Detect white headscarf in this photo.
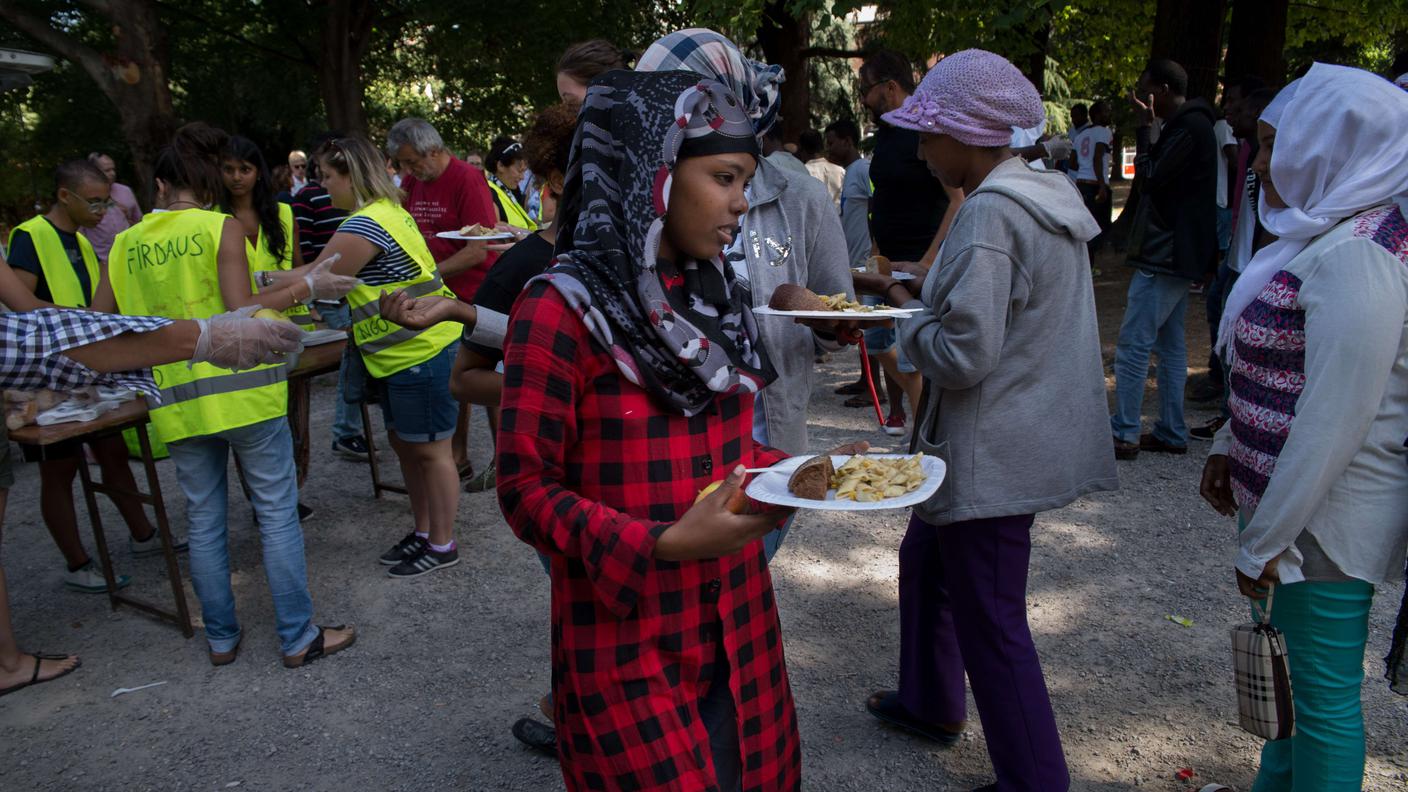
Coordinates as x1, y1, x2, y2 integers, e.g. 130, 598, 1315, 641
1216, 64, 1408, 354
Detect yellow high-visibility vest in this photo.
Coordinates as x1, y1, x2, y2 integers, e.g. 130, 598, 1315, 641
108, 209, 287, 443
342, 199, 461, 378
487, 178, 536, 232
237, 203, 313, 329
8, 216, 98, 307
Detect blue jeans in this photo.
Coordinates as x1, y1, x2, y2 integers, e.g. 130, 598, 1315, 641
1111, 270, 1190, 445
167, 417, 319, 656
320, 303, 365, 442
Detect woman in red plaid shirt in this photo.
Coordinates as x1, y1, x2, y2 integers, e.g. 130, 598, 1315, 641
497, 70, 804, 790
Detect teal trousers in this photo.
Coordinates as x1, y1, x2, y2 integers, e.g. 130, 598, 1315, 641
1251, 578, 1374, 792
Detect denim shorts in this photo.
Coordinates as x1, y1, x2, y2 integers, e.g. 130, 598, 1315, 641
378, 343, 458, 443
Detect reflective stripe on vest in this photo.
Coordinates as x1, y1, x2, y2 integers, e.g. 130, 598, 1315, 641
9, 216, 99, 307
242, 203, 313, 328
343, 199, 461, 378
158, 365, 287, 406
109, 209, 288, 443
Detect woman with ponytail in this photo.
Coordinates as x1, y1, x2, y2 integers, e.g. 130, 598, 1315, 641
104, 122, 358, 669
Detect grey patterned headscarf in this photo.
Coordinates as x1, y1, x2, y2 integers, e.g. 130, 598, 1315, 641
536, 69, 773, 416
636, 28, 784, 138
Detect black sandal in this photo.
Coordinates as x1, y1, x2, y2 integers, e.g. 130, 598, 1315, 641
865, 690, 963, 745
0, 653, 80, 698
283, 625, 356, 669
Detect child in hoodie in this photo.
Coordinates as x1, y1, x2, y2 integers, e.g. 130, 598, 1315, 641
853, 49, 1118, 792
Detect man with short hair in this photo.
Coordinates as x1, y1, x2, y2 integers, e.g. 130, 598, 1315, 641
1110, 59, 1218, 459
7, 160, 177, 593
288, 150, 309, 194
79, 152, 142, 265
386, 117, 502, 488
1071, 100, 1113, 257
856, 49, 961, 436
801, 128, 844, 206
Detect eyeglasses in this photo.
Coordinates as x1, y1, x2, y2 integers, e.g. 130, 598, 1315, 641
291, 163, 308, 171
858, 78, 890, 98
74, 196, 115, 212
502, 142, 523, 154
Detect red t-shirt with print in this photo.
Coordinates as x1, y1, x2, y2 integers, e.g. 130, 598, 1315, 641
400, 156, 500, 301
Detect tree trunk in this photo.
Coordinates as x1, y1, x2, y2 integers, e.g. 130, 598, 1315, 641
316, 0, 380, 136
0, 0, 177, 207
757, 0, 810, 143
1224, 0, 1289, 87
1150, 0, 1229, 102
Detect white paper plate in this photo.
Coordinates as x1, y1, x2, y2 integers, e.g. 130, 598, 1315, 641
301, 328, 348, 346
849, 268, 916, 280
746, 454, 946, 511
435, 231, 515, 241
752, 305, 921, 321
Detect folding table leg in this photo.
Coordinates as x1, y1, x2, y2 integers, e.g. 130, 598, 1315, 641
361, 402, 384, 499
74, 454, 121, 613
135, 425, 193, 638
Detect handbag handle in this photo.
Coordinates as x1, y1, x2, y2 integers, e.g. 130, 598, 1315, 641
1251, 583, 1275, 624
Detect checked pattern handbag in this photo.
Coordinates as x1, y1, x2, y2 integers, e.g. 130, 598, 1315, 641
1231, 586, 1295, 740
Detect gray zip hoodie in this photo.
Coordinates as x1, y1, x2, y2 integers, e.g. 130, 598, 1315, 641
899, 156, 1119, 525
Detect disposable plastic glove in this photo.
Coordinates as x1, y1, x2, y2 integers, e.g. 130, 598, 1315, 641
190, 306, 305, 371
302, 254, 360, 301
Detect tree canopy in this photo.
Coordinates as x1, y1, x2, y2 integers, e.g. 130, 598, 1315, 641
1, 0, 1404, 220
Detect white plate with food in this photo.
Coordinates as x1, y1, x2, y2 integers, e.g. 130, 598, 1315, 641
851, 268, 915, 280
746, 453, 945, 511
752, 305, 920, 320
436, 230, 515, 241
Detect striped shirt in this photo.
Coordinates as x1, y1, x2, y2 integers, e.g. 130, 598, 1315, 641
337, 215, 422, 288
291, 183, 349, 262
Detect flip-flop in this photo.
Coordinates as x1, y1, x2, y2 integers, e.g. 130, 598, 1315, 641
283, 625, 356, 669
866, 690, 962, 745
842, 395, 872, 409
0, 653, 80, 698
835, 382, 865, 396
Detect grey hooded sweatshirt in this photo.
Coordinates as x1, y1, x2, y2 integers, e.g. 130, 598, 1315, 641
899, 156, 1118, 525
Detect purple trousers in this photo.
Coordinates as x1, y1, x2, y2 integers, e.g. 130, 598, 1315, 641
899, 512, 1069, 791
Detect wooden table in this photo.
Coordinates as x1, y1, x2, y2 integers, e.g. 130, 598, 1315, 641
10, 399, 193, 637
7, 335, 356, 639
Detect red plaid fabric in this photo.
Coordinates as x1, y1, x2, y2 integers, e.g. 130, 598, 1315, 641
497, 282, 801, 791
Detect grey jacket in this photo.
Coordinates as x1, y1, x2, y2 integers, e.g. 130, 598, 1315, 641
746, 156, 854, 455
900, 157, 1118, 525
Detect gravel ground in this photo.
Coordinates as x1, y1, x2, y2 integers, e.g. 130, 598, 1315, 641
2, 260, 1406, 792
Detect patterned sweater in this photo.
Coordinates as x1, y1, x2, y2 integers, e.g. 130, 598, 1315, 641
1215, 202, 1408, 584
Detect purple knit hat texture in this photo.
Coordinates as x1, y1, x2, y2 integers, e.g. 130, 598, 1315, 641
882, 49, 1045, 146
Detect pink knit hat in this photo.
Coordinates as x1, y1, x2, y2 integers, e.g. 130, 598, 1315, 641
882, 49, 1045, 146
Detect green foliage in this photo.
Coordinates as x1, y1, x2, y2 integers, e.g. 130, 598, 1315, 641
3, 0, 1406, 217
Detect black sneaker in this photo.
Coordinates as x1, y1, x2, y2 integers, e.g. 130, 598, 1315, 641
387, 545, 460, 578
378, 532, 428, 565
332, 436, 369, 461
298, 503, 314, 521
